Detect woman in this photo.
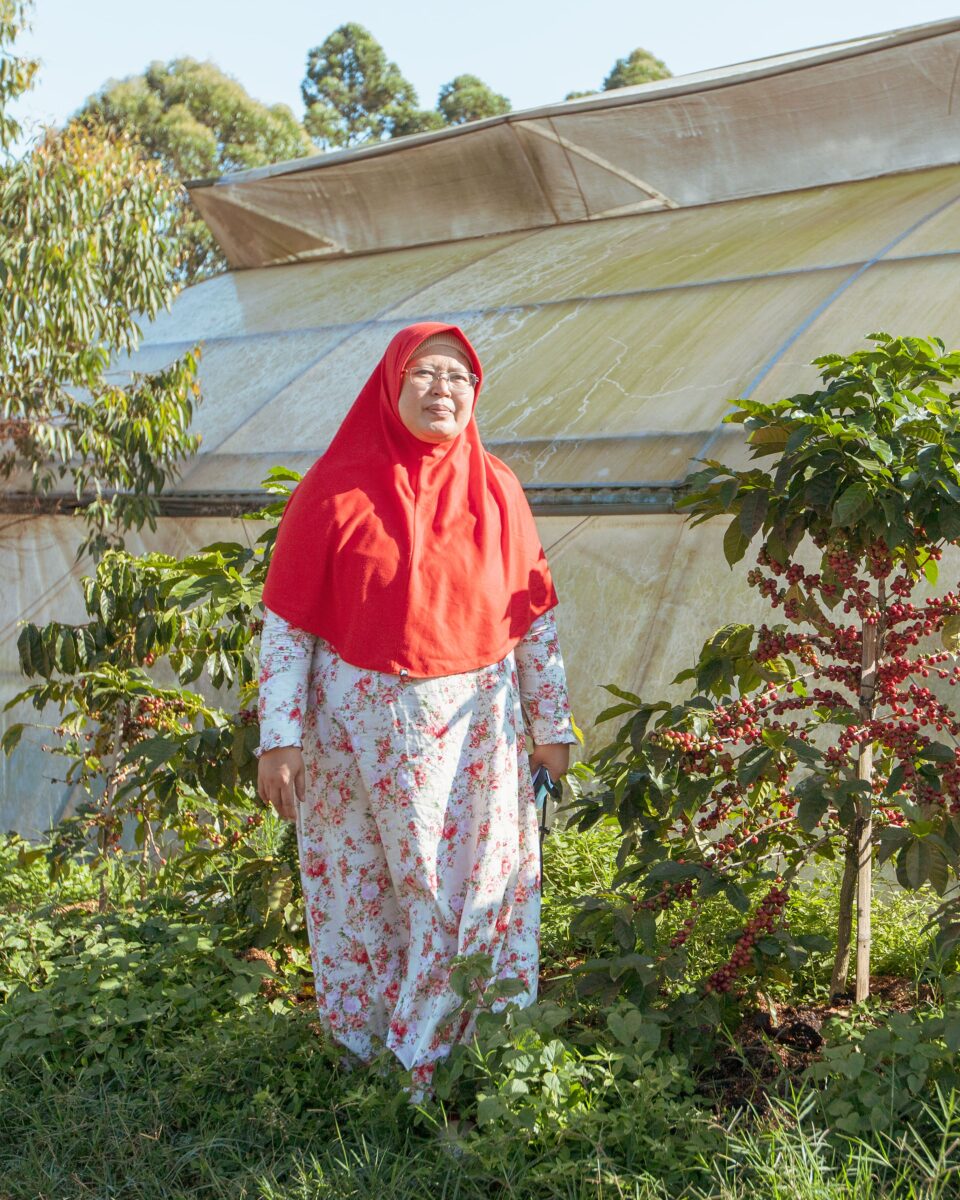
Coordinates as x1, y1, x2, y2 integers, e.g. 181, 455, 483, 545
256, 322, 576, 1094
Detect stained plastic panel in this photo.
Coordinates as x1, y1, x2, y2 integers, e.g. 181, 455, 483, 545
747, 260, 960, 409
388, 166, 960, 307
539, 514, 775, 724
193, 125, 558, 266
11, 160, 960, 501
141, 234, 528, 344
197, 267, 848, 486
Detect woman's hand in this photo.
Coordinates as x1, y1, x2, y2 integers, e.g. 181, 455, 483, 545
529, 742, 571, 782
257, 745, 305, 821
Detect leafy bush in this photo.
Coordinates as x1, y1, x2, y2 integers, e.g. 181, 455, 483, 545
430, 997, 721, 1192
539, 821, 620, 963
805, 977, 960, 1134
0, 905, 275, 1074
0, 832, 103, 910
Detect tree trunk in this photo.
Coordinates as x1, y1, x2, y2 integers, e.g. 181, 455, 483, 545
854, 581, 882, 1003
854, 742, 873, 1002
830, 839, 857, 997
139, 809, 149, 902
98, 703, 127, 914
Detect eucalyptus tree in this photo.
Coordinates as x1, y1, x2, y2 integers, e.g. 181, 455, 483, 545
1, 2, 202, 559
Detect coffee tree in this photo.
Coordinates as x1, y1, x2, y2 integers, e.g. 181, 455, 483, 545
3, 469, 302, 939
571, 334, 960, 1009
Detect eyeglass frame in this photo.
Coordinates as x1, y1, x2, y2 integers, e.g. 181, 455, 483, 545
402, 366, 479, 392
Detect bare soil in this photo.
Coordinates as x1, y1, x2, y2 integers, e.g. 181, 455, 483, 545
700, 974, 936, 1108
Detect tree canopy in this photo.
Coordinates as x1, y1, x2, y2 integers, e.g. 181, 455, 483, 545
0, 0, 37, 151
566, 45, 672, 101
602, 47, 672, 90
437, 74, 511, 126
302, 25, 512, 146
2, 4, 202, 559
77, 58, 314, 282
301, 23, 424, 149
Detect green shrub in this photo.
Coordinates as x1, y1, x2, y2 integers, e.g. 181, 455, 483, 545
0, 905, 275, 1074
804, 979, 960, 1134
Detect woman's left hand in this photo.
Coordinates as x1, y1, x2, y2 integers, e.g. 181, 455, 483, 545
529, 742, 571, 781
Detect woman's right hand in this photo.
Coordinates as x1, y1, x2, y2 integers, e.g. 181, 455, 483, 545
257, 745, 305, 822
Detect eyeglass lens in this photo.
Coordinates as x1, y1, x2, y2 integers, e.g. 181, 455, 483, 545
408, 368, 476, 391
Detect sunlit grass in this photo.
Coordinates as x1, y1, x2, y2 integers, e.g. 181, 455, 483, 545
1, 822, 957, 1200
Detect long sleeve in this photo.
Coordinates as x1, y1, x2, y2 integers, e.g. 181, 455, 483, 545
513, 609, 577, 746
255, 607, 316, 757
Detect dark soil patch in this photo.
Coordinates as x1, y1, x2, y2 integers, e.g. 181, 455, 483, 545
699, 974, 936, 1109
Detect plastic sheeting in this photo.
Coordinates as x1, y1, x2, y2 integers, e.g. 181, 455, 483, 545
5, 19, 960, 832
1, 515, 253, 834
187, 19, 960, 267
11, 509, 960, 836
0, 512, 774, 835
100, 163, 960, 497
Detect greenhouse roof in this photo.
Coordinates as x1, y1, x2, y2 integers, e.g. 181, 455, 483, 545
185, 17, 960, 267
5, 16, 960, 512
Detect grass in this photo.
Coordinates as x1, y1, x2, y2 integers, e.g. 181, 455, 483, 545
1, 823, 958, 1199
3, 1048, 960, 1199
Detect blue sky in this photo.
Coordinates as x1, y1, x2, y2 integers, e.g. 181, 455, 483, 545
9, 0, 960, 152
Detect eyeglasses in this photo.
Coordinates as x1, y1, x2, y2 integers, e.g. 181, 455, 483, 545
404, 366, 478, 394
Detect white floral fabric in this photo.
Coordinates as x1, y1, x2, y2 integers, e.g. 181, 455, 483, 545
256, 607, 575, 1089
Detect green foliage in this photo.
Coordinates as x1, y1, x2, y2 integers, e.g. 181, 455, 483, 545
778, 875, 945, 994
0, 905, 274, 1073
3, 468, 301, 910
301, 25, 511, 146
225, 821, 308, 952
432, 998, 716, 1189
685, 334, 960, 571
539, 820, 620, 962
1, 100, 202, 557
436, 75, 511, 125
0, 832, 103, 909
0, 0, 38, 151
806, 981, 960, 1134
565, 44, 672, 101
1, 5, 202, 561
1, 810, 959, 1198
708, 1088, 960, 1200
82, 57, 313, 181
389, 105, 447, 138
77, 57, 314, 281
302, 23, 424, 148
570, 334, 960, 1013
602, 47, 672, 90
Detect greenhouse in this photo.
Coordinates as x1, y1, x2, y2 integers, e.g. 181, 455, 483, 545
3, 15, 960, 834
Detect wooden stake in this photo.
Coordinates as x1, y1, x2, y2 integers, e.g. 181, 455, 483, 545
854, 741, 873, 1003
854, 580, 882, 1003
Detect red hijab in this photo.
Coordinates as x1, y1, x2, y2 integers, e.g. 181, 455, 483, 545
261, 322, 558, 677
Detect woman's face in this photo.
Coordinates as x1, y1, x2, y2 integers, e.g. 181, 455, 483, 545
396, 350, 476, 444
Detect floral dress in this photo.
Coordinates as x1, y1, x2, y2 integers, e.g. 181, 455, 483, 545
256, 606, 575, 1090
